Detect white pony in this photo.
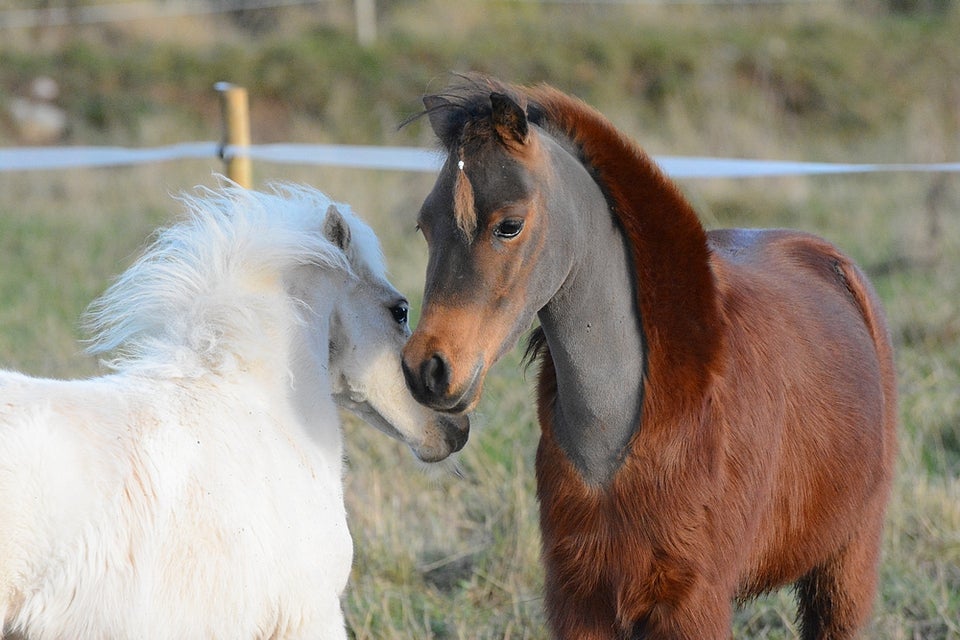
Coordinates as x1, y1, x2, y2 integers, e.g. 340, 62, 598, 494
0, 183, 469, 640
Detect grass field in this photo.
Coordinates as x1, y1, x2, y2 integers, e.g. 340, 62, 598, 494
1, 1, 959, 637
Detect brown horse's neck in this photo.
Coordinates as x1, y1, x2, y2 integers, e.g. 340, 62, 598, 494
534, 134, 646, 486
526, 86, 723, 484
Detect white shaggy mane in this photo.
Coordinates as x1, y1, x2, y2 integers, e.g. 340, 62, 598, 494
83, 183, 383, 377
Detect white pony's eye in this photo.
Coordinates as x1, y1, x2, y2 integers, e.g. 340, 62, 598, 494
390, 300, 409, 326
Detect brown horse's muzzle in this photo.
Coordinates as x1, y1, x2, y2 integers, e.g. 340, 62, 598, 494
401, 332, 486, 414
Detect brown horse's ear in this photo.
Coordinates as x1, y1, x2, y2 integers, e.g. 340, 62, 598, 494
490, 92, 528, 148
423, 94, 453, 141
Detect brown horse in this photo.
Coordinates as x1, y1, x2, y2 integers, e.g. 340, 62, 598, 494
401, 74, 897, 639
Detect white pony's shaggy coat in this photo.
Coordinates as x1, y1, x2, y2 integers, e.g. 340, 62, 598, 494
0, 185, 458, 639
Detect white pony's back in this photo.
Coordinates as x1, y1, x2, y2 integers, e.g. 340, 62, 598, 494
0, 184, 396, 639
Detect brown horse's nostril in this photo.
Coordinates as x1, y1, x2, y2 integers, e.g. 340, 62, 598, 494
422, 353, 450, 398
402, 351, 453, 408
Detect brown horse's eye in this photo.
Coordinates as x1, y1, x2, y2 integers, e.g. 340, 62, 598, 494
493, 219, 524, 239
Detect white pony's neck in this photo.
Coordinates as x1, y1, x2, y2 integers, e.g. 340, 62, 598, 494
286, 295, 344, 463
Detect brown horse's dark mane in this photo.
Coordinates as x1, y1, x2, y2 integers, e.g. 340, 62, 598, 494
421, 74, 723, 419
527, 83, 724, 418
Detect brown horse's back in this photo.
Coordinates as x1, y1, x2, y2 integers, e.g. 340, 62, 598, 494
709, 228, 897, 611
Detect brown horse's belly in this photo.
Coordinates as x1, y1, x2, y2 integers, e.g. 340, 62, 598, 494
734, 404, 889, 597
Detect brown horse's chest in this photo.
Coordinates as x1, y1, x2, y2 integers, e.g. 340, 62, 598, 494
535, 429, 712, 609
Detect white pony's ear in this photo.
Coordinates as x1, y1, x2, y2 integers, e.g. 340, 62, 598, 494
323, 204, 351, 251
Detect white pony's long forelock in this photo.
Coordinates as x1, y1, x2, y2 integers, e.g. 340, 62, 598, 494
82, 182, 368, 377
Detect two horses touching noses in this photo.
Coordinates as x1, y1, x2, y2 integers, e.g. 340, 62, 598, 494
0, 184, 467, 639
402, 74, 897, 639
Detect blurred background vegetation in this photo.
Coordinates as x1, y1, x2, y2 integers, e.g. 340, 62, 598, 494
0, 0, 958, 638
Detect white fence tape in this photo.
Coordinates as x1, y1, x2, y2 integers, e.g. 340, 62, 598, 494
0, 143, 218, 171
1, 142, 959, 178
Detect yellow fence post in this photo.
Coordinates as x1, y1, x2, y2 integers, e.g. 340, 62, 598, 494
215, 82, 252, 188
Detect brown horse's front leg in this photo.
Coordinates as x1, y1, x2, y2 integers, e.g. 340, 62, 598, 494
544, 583, 621, 640
620, 579, 734, 640
546, 572, 734, 640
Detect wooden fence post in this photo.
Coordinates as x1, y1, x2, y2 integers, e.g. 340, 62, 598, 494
215, 82, 252, 188
355, 0, 376, 47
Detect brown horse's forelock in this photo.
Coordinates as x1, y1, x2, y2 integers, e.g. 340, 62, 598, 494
452, 148, 478, 240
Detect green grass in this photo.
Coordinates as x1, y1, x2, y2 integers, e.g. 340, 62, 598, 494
1, 2, 959, 638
